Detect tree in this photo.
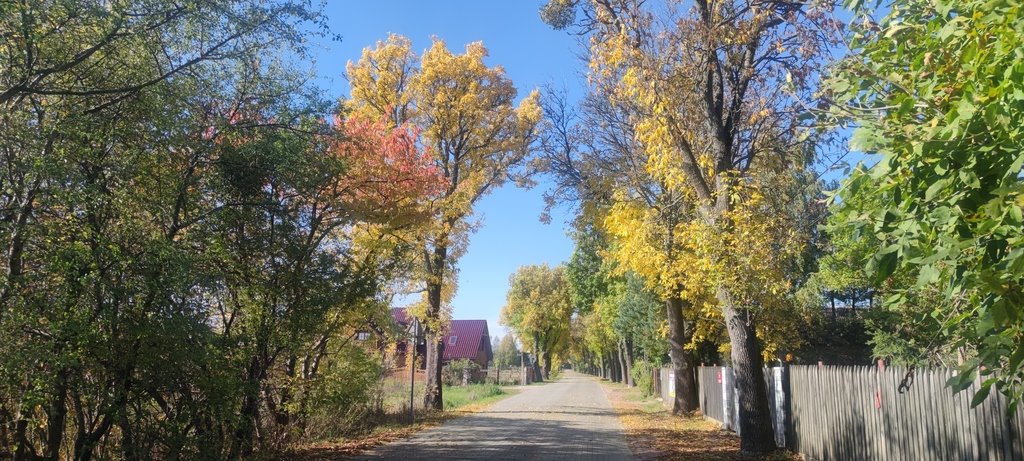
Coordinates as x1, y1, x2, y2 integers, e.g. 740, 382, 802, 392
827, 0, 1024, 408
543, 0, 840, 452
493, 333, 521, 383
344, 35, 541, 409
0, 2, 348, 458
501, 264, 574, 380
0, 3, 452, 457
539, 88, 703, 411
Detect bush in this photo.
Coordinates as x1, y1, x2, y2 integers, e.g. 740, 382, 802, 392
442, 359, 480, 386
302, 345, 384, 440
631, 360, 657, 397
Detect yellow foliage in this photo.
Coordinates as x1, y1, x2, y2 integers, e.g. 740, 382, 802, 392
346, 34, 541, 330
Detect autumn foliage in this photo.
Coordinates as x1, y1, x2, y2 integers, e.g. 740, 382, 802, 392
331, 114, 444, 222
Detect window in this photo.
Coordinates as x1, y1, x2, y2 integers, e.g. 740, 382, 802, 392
449, 335, 458, 345
356, 331, 370, 341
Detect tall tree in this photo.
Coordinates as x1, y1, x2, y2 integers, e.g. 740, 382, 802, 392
543, 0, 839, 452
540, 90, 703, 412
345, 35, 541, 409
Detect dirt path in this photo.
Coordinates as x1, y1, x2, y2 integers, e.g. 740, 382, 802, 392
350, 371, 635, 460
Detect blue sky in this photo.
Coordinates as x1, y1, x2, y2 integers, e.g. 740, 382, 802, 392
310, 1, 585, 338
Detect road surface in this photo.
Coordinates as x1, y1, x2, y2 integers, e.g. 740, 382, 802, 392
351, 371, 636, 461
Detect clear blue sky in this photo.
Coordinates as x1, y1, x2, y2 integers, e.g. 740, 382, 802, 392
310, 1, 585, 338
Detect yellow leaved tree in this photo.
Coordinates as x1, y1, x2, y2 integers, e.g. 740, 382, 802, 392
345, 34, 541, 409
544, 0, 837, 452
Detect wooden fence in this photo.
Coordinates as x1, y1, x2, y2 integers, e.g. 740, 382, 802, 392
696, 364, 1024, 461
697, 366, 727, 424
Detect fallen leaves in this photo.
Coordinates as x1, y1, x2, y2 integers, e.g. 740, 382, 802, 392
602, 382, 800, 461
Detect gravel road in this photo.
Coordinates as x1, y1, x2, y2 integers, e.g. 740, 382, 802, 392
350, 371, 635, 461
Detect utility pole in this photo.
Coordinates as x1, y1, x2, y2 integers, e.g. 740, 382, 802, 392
521, 349, 527, 385
409, 317, 421, 424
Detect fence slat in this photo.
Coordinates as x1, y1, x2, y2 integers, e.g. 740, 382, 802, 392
702, 364, 1021, 461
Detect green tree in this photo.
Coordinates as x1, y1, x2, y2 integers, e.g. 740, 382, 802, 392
501, 264, 574, 381
827, 0, 1024, 407
0, 3, 446, 458
493, 333, 521, 383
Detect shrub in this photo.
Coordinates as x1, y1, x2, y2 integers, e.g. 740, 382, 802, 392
631, 360, 657, 397
302, 345, 384, 440
442, 359, 480, 386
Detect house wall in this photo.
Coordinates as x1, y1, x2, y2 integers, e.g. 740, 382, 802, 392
474, 348, 489, 369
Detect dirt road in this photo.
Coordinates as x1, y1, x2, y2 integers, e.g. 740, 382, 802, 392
351, 371, 635, 460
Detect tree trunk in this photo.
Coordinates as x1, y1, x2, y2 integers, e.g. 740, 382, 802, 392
423, 240, 448, 410
610, 348, 618, 383
720, 288, 776, 454
622, 336, 630, 387
44, 368, 68, 461
666, 295, 699, 413
531, 332, 544, 383
423, 335, 444, 410
230, 356, 263, 460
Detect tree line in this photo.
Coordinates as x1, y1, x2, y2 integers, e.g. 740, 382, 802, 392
528, 0, 1024, 454
3, 0, 1023, 458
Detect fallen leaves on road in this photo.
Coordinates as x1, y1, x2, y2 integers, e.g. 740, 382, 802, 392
603, 382, 799, 461
281, 413, 449, 460
278, 392, 517, 460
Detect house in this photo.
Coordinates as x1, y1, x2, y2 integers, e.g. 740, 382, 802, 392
388, 309, 493, 369
442, 319, 492, 370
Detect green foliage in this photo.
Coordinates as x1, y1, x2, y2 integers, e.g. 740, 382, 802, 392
630, 360, 658, 397
566, 226, 612, 315
494, 333, 522, 368
791, 313, 873, 365
0, 2, 440, 458
828, 0, 1024, 407
304, 346, 386, 440
442, 359, 481, 386
617, 274, 669, 362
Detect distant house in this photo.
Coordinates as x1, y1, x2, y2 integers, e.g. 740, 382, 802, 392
378, 309, 493, 371
442, 319, 492, 370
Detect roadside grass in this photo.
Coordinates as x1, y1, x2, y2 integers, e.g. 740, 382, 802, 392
282, 377, 516, 459
600, 380, 798, 461
444, 383, 507, 410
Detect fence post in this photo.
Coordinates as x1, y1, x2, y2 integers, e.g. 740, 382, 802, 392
773, 366, 788, 448
722, 366, 733, 432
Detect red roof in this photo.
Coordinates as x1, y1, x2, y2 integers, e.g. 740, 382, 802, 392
391, 307, 411, 326
442, 320, 491, 363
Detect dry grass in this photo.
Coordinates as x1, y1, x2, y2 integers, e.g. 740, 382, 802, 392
601, 381, 800, 461
280, 411, 449, 460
